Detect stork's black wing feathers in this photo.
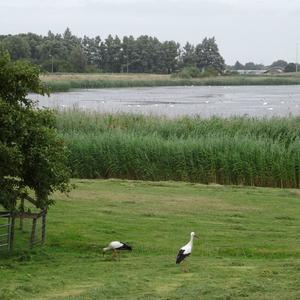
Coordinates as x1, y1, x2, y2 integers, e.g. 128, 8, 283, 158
176, 249, 190, 264
117, 242, 132, 251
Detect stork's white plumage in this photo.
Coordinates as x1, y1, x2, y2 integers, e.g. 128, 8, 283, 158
176, 232, 198, 272
103, 241, 132, 260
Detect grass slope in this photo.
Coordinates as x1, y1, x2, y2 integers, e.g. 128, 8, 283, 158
1, 179, 300, 299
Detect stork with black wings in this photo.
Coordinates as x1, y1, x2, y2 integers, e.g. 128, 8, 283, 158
103, 241, 132, 260
176, 232, 198, 272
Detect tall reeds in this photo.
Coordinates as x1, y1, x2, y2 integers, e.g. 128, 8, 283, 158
56, 111, 300, 188
45, 75, 300, 92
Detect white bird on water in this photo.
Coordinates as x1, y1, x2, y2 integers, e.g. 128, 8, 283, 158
176, 232, 198, 272
103, 241, 132, 260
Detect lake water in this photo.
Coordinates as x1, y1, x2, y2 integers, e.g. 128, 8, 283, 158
31, 85, 300, 117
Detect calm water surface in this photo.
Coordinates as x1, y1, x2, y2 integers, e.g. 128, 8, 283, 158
31, 85, 300, 117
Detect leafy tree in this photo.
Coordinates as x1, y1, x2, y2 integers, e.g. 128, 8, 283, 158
233, 61, 244, 70
47, 30, 55, 40
122, 35, 139, 73
182, 42, 197, 67
270, 60, 288, 69
102, 35, 123, 72
93, 35, 103, 70
285, 63, 296, 72
69, 46, 87, 72
1, 35, 31, 60
22, 33, 43, 64
135, 35, 152, 73
195, 37, 225, 73
255, 64, 265, 70
244, 62, 265, 70
270, 59, 288, 69
0, 50, 70, 211
63, 27, 72, 41
244, 62, 256, 70
82, 35, 102, 68
161, 41, 180, 74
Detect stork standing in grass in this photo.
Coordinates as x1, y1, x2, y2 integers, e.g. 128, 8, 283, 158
176, 232, 198, 272
103, 241, 132, 260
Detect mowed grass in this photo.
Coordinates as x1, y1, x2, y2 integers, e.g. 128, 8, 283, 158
1, 179, 300, 299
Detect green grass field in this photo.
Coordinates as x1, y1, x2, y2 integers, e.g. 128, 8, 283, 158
1, 179, 300, 299
40, 73, 300, 92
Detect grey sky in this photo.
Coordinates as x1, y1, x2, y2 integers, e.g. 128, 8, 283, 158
1, 0, 299, 65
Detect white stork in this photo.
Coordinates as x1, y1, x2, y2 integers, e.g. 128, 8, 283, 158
176, 232, 198, 272
103, 241, 132, 260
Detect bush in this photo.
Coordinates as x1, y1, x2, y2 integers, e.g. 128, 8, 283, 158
174, 66, 202, 78
203, 66, 219, 77
85, 65, 102, 73
175, 66, 219, 79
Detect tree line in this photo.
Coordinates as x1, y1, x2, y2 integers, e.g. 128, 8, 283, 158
232, 59, 299, 72
0, 28, 225, 74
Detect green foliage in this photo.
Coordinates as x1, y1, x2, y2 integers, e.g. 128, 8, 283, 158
271, 60, 288, 69
1, 30, 298, 77
244, 62, 265, 70
56, 112, 300, 188
195, 37, 225, 73
1, 35, 31, 60
0, 50, 45, 106
202, 66, 219, 77
0, 51, 70, 210
233, 60, 244, 70
69, 46, 87, 72
0, 29, 210, 75
175, 66, 218, 78
174, 66, 202, 78
285, 63, 296, 72
181, 42, 197, 67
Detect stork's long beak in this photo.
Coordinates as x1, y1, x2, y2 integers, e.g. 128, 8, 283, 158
194, 235, 199, 239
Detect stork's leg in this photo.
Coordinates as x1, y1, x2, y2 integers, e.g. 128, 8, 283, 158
112, 249, 117, 260
181, 260, 188, 273
185, 260, 189, 273
180, 261, 184, 273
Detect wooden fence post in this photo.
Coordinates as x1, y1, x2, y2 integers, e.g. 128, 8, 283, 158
9, 213, 15, 254
30, 217, 37, 248
19, 199, 24, 231
41, 210, 47, 244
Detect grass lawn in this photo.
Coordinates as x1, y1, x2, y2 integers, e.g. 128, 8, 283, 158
1, 179, 300, 299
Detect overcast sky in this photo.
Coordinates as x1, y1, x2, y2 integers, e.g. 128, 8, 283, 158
0, 0, 299, 65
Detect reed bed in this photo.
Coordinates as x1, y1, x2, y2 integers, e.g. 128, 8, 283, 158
43, 74, 300, 92
56, 111, 300, 188
45, 79, 195, 92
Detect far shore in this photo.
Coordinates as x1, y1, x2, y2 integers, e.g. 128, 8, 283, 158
40, 72, 300, 92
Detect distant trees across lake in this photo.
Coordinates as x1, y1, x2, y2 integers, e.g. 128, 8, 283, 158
232, 59, 299, 73
0, 28, 225, 74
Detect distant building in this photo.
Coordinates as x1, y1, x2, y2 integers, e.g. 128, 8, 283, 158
236, 70, 266, 75
263, 67, 285, 74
